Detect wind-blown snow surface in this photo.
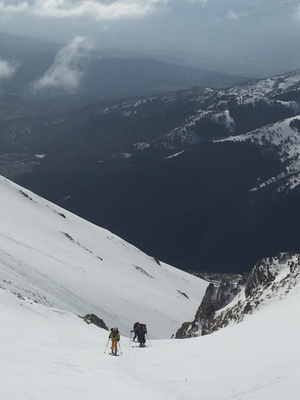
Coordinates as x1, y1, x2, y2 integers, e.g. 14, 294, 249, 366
1, 175, 300, 398
0, 175, 207, 339
1, 274, 300, 399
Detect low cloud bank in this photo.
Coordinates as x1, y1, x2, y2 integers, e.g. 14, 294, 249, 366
32, 36, 91, 93
1, 0, 165, 20
0, 58, 18, 81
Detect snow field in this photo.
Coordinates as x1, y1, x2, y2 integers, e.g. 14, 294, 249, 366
1, 286, 300, 400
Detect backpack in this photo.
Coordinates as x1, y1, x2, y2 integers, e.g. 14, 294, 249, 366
110, 327, 119, 338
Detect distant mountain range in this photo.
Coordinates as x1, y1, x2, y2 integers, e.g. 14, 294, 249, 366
0, 31, 248, 113
1, 32, 300, 273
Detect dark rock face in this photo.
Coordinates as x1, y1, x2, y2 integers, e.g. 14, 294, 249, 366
177, 251, 300, 338
80, 314, 109, 330
175, 275, 242, 338
244, 250, 296, 298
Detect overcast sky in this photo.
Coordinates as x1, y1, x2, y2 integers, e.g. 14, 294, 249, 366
1, 0, 300, 76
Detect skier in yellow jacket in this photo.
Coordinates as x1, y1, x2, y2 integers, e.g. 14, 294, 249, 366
109, 327, 120, 355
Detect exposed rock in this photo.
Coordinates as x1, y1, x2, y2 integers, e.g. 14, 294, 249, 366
80, 314, 109, 330
175, 321, 192, 339
175, 275, 242, 338
177, 251, 300, 338
202, 252, 300, 335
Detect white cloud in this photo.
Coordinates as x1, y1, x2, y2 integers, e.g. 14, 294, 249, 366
226, 10, 249, 20
32, 36, 91, 92
0, 0, 208, 20
226, 10, 239, 20
0, 58, 18, 80
0, 1, 29, 13
0, 0, 175, 20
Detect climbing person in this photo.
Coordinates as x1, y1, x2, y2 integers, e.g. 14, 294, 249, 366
109, 327, 120, 355
137, 323, 147, 347
131, 322, 140, 342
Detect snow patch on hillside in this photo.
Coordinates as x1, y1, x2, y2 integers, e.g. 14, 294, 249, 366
218, 115, 300, 191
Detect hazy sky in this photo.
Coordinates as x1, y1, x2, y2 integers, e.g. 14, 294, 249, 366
1, 0, 300, 76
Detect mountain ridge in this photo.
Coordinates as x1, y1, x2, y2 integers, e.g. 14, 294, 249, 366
1, 65, 300, 273
0, 30, 249, 113
0, 175, 207, 338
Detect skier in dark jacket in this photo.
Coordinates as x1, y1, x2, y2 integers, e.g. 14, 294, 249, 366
131, 322, 140, 342
137, 323, 147, 347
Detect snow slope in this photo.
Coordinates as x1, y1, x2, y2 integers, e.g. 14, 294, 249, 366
0, 175, 207, 339
1, 267, 300, 400
1, 175, 300, 399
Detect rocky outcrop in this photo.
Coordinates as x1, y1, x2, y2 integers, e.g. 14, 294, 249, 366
244, 250, 295, 297
80, 314, 109, 330
202, 251, 300, 335
177, 251, 300, 338
175, 275, 242, 338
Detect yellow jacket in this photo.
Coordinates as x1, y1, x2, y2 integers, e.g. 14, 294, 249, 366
109, 330, 120, 341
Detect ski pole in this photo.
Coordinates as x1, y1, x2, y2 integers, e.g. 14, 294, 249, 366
104, 338, 110, 353
129, 331, 132, 346
146, 333, 152, 347
118, 341, 123, 354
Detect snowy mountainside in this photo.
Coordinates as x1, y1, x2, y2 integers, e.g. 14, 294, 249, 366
163, 69, 300, 143
227, 68, 300, 101
178, 251, 300, 338
0, 175, 207, 338
203, 251, 300, 335
2, 67, 300, 274
220, 114, 300, 192
2, 270, 300, 400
